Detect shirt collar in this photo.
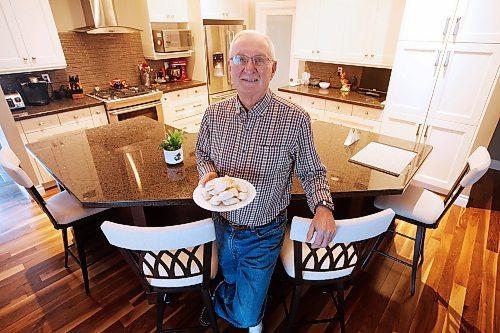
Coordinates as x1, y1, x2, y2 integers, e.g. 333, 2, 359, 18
236, 89, 273, 117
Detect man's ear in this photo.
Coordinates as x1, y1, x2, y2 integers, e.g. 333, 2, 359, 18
271, 61, 277, 78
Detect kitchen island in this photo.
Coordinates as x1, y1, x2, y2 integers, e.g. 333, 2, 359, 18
26, 117, 431, 224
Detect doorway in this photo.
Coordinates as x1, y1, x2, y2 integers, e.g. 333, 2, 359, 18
255, 1, 297, 92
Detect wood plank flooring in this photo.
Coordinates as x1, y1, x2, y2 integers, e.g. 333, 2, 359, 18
0, 169, 498, 332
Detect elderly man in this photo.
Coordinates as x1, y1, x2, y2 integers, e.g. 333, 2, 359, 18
196, 30, 336, 332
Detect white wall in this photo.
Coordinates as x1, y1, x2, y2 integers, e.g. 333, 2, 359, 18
49, 0, 85, 31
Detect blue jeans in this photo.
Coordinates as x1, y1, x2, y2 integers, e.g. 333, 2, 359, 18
213, 211, 287, 328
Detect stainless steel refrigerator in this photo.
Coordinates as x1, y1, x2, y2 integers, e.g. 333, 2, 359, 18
204, 24, 245, 104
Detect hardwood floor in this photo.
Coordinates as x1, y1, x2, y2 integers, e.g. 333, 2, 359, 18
0, 169, 498, 332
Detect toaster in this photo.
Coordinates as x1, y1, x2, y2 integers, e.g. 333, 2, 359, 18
5, 92, 26, 111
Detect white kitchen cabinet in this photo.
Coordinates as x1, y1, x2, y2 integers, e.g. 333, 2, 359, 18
147, 0, 188, 22
301, 96, 325, 122
200, 0, 247, 20
293, 0, 404, 67
382, 40, 500, 192
293, 0, 343, 61
413, 119, 475, 191
162, 86, 208, 133
277, 91, 302, 105
399, 0, 500, 44
0, 0, 66, 74
90, 106, 108, 127
340, 0, 405, 67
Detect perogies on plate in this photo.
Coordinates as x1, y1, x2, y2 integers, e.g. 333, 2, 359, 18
192, 177, 256, 212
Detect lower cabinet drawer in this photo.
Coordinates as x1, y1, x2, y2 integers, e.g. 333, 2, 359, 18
277, 91, 302, 105
20, 114, 59, 133
325, 100, 352, 115
352, 105, 383, 121
58, 108, 92, 125
170, 114, 204, 133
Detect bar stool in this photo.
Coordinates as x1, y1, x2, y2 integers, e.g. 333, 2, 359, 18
365, 146, 491, 295
0, 146, 108, 294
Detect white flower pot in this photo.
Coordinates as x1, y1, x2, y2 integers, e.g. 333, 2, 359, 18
163, 147, 183, 165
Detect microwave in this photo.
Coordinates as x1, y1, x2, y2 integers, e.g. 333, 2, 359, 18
152, 29, 191, 53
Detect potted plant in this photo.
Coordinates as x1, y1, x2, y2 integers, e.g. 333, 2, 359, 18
159, 129, 184, 165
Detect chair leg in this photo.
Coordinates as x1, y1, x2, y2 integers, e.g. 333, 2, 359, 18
419, 228, 427, 265
201, 288, 219, 333
361, 231, 386, 270
410, 226, 424, 296
285, 284, 302, 333
335, 283, 346, 333
156, 291, 166, 333
62, 229, 69, 268
73, 225, 90, 295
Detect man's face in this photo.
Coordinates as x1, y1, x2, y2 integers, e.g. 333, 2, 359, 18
228, 34, 277, 102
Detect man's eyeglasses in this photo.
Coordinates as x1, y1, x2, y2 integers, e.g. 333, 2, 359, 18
230, 54, 273, 66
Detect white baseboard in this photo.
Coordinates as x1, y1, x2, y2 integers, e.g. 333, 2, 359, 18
454, 194, 469, 208
491, 159, 500, 171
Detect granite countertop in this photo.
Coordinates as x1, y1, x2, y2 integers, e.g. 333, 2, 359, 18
156, 80, 206, 93
278, 85, 385, 110
12, 80, 207, 121
12, 96, 104, 121
26, 117, 431, 208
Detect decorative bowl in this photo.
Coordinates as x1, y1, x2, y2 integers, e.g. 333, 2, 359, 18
319, 82, 330, 89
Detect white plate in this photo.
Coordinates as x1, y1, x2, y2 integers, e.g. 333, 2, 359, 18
192, 178, 256, 212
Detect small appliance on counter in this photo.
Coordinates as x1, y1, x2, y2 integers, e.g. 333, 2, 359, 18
4, 91, 26, 111
20, 77, 53, 106
168, 59, 190, 82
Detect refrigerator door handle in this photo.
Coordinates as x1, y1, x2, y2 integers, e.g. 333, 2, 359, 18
225, 29, 232, 86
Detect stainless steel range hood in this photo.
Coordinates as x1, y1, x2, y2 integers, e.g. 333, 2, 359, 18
73, 0, 140, 34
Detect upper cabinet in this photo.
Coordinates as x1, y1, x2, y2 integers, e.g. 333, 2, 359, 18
0, 0, 66, 74
200, 0, 247, 21
117, 0, 193, 60
399, 0, 500, 43
293, 0, 405, 68
147, 0, 188, 22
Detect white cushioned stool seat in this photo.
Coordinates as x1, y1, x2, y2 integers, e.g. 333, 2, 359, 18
46, 191, 108, 225
374, 184, 444, 225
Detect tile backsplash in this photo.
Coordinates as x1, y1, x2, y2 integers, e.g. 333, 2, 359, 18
0, 32, 146, 93
304, 62, 363, 89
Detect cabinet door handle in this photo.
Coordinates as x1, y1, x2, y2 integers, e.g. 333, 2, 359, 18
442, 17, 451, 37
416, 123, 421, 136
23, 57, 28, 61
193, 103, 203, 107
96, 110, 101, 114
452, 17, 461, 36
73, 115, 79, 119
175, 108, 185, 112
434, 50, 442, 67
39, 121, 44, 126
31, 56, 36, 60
424, 125, 430, 137
443, 51, 451, 67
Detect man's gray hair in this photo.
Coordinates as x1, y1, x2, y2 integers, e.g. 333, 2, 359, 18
228, 30, 276, 61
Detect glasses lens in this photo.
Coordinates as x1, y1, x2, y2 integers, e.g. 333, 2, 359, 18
253, 56, 269, 66
232, 55, 248, 65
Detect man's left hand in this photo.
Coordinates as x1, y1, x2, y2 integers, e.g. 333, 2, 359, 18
306, 206, 336, 249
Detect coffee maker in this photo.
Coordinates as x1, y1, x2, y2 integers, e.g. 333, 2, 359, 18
20, 77, 53, 106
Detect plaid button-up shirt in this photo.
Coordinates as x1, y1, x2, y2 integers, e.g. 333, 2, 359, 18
196, 90, 333, 227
